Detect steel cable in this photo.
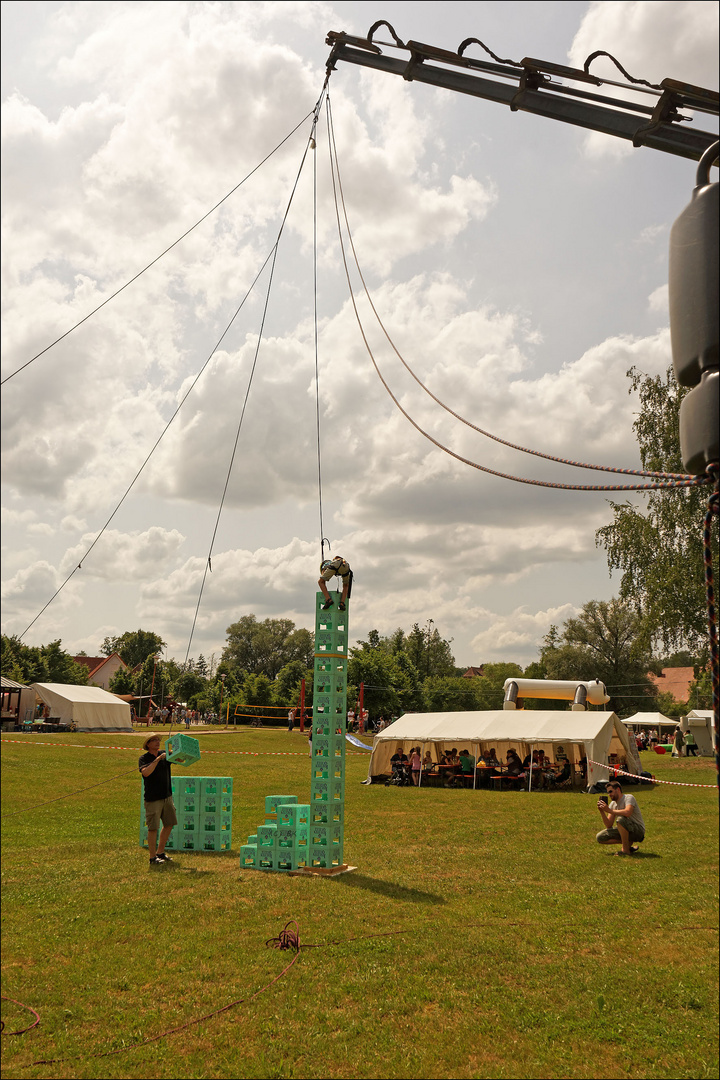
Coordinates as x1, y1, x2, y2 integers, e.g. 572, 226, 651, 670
325, 96, 709, 495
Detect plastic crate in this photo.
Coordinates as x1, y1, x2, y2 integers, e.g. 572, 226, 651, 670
257, 824, 278, 848
179, 793, 198, 814
177, 811, 199, 833
173, 776, 199, 797
180, 831, 202, 851
276, 824, 309, 850
311, 780, 328, 802
219, 794, 232, 814
264, 795, 297, 821
310, 824, 343, 848
311, 802, 344, 825
202, 831, 231, 852
219, 778, 233, 796
240, 844, 257, 868
277, 803, 310, 828
164, 733, 201, 766
276, 849, 308, 872
247, 834, 258, 845
257, 848, 277, 870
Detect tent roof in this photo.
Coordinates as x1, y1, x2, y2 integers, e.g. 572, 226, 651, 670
31, 683, 126, 704
1, 676, 29, 689
374, 710, 619, 743
622, 712, 678, 726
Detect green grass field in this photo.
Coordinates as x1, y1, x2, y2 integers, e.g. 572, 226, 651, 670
1, 728, 718, 1080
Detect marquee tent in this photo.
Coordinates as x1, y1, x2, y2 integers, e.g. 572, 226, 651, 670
366, 710, 641, 790
31, 683, 132, 732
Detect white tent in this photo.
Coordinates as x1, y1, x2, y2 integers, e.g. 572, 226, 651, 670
31, 683, 132, 732
367, 710, 641, 790
622, 712, 678, 730
683, 710, 716, 756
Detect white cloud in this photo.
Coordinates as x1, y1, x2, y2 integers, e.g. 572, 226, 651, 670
648, 284, 669, 313
568, 1, 719, 159
59, 526, 186, 581
470, 603, 579, 658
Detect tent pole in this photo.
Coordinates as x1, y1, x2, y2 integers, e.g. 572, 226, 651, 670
419, 741, 424, 787
527, 742, 534, 793
473, 742, 477, 790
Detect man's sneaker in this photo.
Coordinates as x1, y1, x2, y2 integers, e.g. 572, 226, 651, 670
149, 856, 163, 866
156, 852, 173, 863
339, 602, 346, 611
322, 599, 333, 610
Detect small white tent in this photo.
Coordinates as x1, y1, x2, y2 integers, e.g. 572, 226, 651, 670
31, 683, 132, 732
623, 712, 678, 731
367, 710, 641, 790
683, 710, 716, 756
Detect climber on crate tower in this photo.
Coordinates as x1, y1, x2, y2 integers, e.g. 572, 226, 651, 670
318, 555, 353, 611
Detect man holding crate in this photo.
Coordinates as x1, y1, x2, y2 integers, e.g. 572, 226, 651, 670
139, 733, 177, 866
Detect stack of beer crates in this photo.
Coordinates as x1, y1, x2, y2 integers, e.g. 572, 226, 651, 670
239, 591, 349, 872
139, 776, 233, 852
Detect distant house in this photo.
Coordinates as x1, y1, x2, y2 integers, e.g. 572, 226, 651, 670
648, 667, 695, 703
72, 653, 128, 691
463, 666, 485, 678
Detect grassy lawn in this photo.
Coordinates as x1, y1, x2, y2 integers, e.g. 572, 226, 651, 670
1, 728, 718, 1080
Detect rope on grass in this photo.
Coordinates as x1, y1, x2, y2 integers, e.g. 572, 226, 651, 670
588, 757, 716, 789
1, 997, 41, 1036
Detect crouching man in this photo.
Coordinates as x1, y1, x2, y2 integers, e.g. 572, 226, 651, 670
596, 779, 645, 856
139, 733, 177, 866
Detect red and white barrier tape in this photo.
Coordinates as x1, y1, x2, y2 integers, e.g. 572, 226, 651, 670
0, 738, 364, 757
588, 757, 716, 789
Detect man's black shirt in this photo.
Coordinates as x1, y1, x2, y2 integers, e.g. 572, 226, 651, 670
139, 751, 172, 801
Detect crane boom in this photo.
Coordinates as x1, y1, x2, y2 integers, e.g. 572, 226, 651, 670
325, 29, 718, 161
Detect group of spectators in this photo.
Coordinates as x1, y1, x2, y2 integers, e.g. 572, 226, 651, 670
631, 726, 697, 756
137, 707, 220, 727
388, 745, 580, 790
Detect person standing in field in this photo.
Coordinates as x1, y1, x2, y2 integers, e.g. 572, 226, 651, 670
139, 733, 177, 867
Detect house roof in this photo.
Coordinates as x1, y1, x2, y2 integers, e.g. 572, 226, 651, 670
648, 667, 694, 702
462, 666, 484, 678
72, 653, 126, 678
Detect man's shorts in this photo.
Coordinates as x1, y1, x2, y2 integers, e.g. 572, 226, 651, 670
145, 797, 178, 831
320, 564, 350, 582
596, 820, 645, 844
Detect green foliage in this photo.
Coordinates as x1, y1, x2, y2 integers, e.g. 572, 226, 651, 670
472, 662, 525, 710
100, 629, 166, 668
1, 635, 89, 685
404, 621, 456, 679
540, 599, 655, 716
422, 676, 478, 712
596, 367, 715, 652
222, 615, 313, 679
109, 666, 135, 695
688, 669, 713, 710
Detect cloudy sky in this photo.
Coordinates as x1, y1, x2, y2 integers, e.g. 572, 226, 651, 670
2, 1, 718, 670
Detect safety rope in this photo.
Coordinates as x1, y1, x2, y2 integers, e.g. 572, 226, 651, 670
325, 98, 694, 483
312, 107, 326, 563
325, 95, 709, 495
13, 923, 304, 1068
182, 75, 331, 667
587, 757, 716, 789
0, 112, 314, 387
16, 240, 280, 643
0, 997, 40, 1036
